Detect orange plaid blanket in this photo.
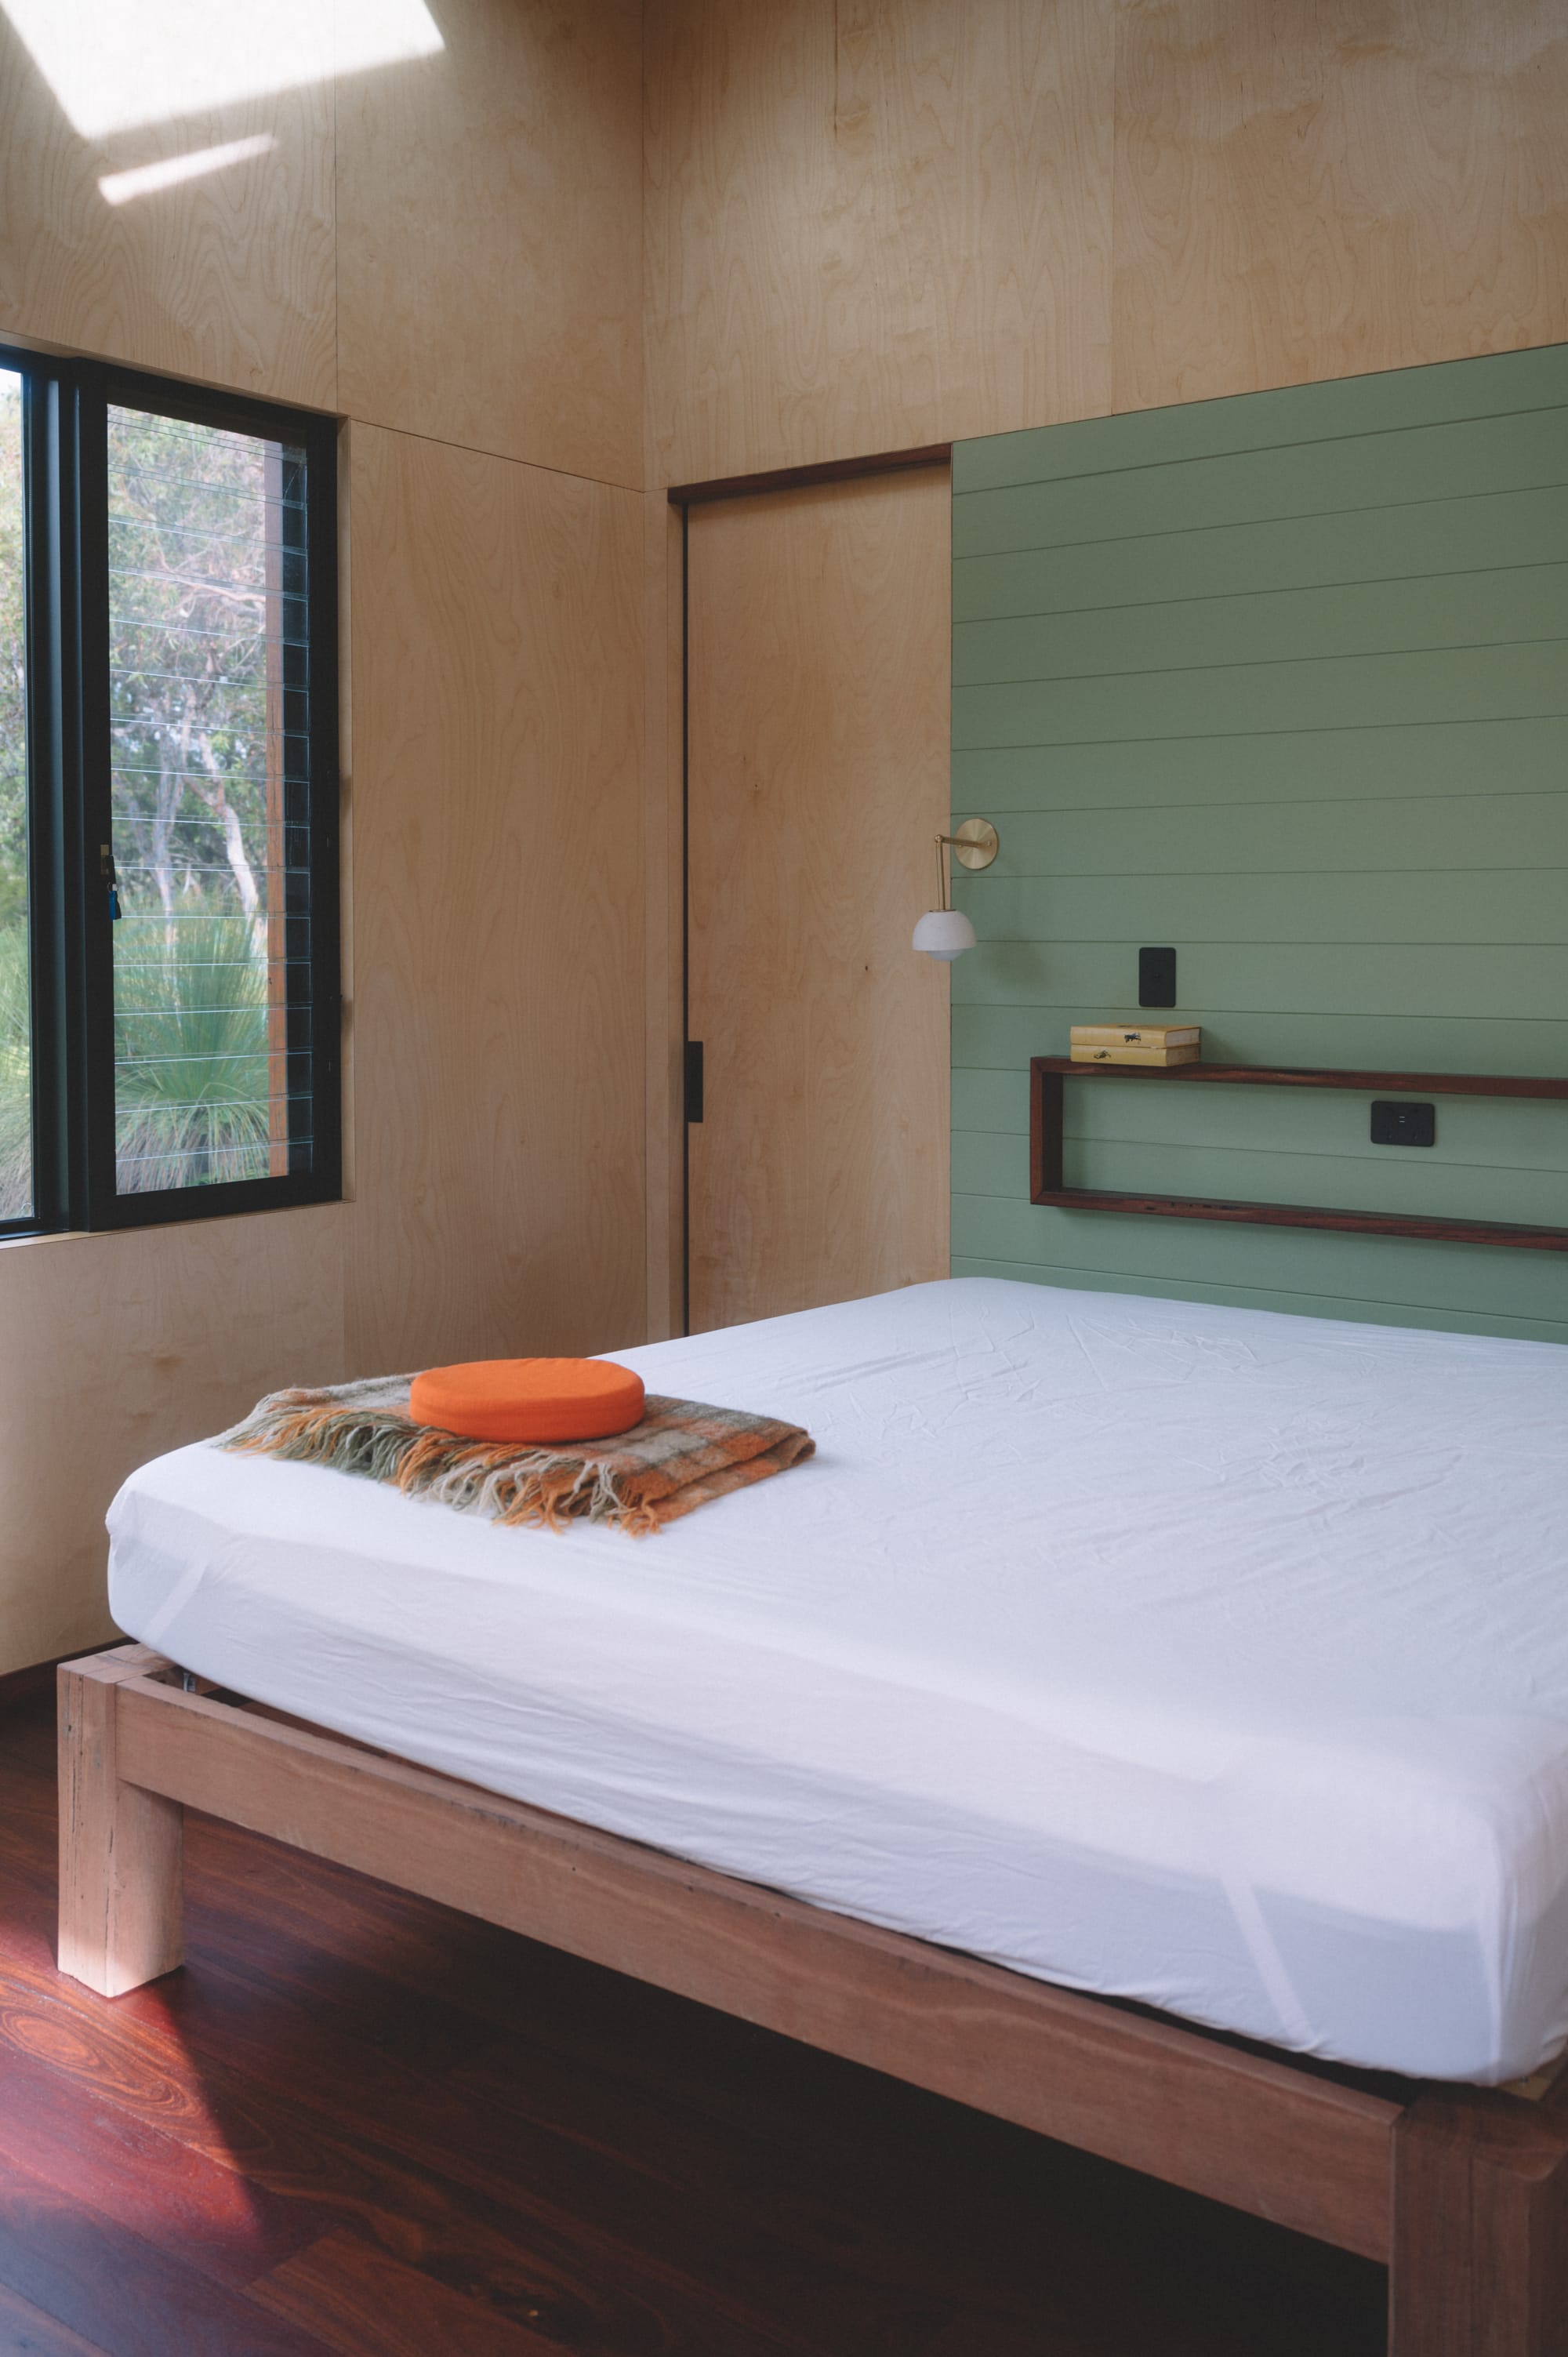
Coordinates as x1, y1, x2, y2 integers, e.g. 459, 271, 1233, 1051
220, 1376, 815, 1536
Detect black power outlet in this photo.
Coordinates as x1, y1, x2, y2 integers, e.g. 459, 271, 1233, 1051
1370, 1100, 1435, 1148
1138, 947, 1177, 1008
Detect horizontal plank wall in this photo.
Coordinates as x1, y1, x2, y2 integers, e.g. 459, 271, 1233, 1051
950, 343, 1568, 1343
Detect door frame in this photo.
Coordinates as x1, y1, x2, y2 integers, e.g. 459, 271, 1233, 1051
660, 442, 953, 1335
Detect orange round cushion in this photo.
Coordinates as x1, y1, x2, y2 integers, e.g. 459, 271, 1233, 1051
408, 1358, 645, 1446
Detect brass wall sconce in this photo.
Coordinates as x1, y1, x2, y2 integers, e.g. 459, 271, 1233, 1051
912, 819, 1000, 961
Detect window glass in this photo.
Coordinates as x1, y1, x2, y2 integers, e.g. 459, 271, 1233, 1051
107, 406, 311, 1193
0, 369, 28, 1222
0, 354, 336, 1237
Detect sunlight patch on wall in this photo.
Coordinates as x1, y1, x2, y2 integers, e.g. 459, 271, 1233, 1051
3, 0, 443, 140
98, 133, 278, 207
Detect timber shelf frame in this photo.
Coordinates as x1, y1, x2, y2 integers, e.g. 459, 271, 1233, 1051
1030, 1059, 1568, 1251
57, 1644, 1568, 2354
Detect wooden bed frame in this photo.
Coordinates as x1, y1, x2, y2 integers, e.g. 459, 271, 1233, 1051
57, 1643, 1568, 2355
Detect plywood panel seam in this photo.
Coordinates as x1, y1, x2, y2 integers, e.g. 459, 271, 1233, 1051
335, 0, 642, 486
341, 410, 646, 499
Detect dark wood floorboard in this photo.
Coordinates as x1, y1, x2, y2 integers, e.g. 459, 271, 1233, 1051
0, 1694, 1389, 2354
0, 2277, 116, 2355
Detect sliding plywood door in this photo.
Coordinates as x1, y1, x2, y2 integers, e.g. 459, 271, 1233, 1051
686, 468, 951, 1332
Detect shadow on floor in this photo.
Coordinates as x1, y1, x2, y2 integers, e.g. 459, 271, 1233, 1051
0, 1691, 1388, 2355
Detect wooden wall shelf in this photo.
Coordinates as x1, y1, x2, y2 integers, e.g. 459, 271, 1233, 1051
1029, 1059, 1568, 1252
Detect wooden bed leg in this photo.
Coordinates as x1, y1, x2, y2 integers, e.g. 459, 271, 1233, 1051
1392, 2080, 1568, 2356
57, 1652, 184, 1996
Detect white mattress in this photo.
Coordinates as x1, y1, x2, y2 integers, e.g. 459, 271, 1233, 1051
107, 1277, 1568, 2084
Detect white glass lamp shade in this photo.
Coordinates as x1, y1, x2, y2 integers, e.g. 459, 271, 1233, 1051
912, 907, 976, 961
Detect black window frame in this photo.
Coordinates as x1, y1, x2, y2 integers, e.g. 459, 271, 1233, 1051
0, 346, 340, 1238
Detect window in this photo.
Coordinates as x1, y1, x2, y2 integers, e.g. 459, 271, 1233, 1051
0, 351, 338, 1236
1, 369, 28, 1221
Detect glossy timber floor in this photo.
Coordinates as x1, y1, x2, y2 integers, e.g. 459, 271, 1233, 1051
0, 1693, 1388, 2355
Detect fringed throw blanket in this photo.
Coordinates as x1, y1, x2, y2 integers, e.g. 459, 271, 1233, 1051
219, 1377, 815, 1536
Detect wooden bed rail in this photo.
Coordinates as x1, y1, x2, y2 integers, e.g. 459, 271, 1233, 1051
56, 1647, 1568, 2354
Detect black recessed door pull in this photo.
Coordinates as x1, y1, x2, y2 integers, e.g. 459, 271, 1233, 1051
100, 842, 122, 921
684, 1039, 704, 1124
1370, 1100, 1435, 1148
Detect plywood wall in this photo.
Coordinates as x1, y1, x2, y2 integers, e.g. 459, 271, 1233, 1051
0, 1, 647, 1675
0, 1212, 346, 1673
644, 0, 1568, 485
0, 5, 337, 410
1112, 0, 1568, 416
643, 0, 1568, 1332
644, 0, 1116, 485
336, 1, 643, 485
950, 344, 1568, 1342
345, 425, 645, 1375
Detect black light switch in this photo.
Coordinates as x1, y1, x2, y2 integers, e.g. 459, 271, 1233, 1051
1370, 1100, 1435, 1148
1138, 947, 1177, 1008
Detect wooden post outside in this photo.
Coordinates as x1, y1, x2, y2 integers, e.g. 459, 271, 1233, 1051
56, 1651, 184, 1997
1392, 2078, 1568, 2356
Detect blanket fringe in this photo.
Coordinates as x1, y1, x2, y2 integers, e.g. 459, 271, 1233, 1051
227, 1398, 666, 1534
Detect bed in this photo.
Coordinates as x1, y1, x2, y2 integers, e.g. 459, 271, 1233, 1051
60, 1277, 1568, 2352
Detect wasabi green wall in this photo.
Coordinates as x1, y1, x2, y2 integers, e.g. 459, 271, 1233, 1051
949, 345, 1568, 1344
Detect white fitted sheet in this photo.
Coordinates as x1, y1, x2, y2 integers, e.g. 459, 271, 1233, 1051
107, 1277, 1568, 2083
